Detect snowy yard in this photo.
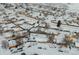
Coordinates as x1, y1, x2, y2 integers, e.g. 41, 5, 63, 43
0, 3, 79, 55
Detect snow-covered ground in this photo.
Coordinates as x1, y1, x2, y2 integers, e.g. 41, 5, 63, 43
0, 3, 79, 55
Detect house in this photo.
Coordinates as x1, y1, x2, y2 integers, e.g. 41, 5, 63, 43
75, 39, 79, 48
8, 40, 17, 48
29, 33, 48, 42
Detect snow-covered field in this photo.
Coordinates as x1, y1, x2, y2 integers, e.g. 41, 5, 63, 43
0, 3, 79, 55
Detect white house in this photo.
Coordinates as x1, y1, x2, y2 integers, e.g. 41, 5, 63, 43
29, 33, 48, 42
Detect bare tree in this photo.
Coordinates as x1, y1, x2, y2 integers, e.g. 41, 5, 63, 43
2, 40, 9, 49
64, 34, 77, 49
47, 34, 55, 43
